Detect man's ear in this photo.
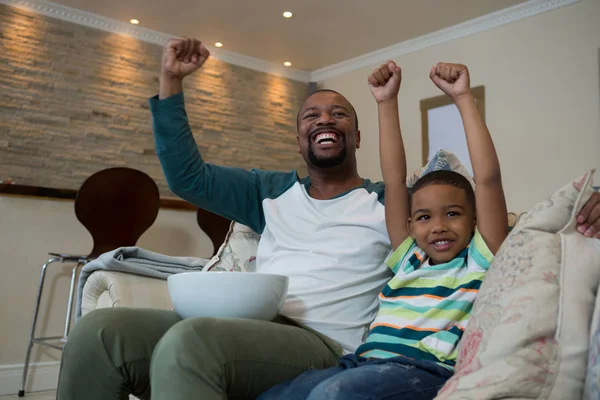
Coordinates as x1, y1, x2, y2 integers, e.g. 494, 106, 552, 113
355, 130, 361, 149
297, 136, 301, 153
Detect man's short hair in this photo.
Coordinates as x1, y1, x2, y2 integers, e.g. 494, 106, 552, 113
297, 89, 359, 131
411, 170, 475, 211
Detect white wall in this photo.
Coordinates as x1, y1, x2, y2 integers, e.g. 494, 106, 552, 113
0, 195, 212, 369
320, 0, 600, 212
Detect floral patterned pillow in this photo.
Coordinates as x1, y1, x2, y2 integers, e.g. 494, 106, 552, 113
436, 170, 600, 400
203, 222, 260, 273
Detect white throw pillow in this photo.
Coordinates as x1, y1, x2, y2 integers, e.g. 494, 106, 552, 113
203, 222, 260, 272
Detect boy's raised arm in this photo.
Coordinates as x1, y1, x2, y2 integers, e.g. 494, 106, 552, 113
368, 61, 410, 249
429, 63, 508, 253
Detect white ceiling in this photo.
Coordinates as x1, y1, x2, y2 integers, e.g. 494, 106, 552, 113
45, 0, 528, 71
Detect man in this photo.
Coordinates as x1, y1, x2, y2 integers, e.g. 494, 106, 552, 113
57, 38, 600, 400
57, 38, 391, 400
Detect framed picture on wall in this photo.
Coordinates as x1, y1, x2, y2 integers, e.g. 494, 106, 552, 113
420, 86, 485, 175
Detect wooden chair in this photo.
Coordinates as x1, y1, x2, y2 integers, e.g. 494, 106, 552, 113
19, 167, 160, 397
196, 207, 232, 257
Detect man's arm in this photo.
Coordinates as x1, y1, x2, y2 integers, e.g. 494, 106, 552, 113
577, 192, 600, 238
430, 63, 508, 254
151, 93, 279, 232
151, 38, 273, 232
159, 38, 207, 99
368, 61, 410, 250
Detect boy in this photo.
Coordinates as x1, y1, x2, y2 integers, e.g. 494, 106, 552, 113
258, 62, 507, 400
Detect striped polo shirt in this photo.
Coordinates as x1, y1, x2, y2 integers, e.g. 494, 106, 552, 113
355, 230, 493, 369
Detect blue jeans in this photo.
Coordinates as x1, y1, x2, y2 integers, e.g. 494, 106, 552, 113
257, 354, 453, 400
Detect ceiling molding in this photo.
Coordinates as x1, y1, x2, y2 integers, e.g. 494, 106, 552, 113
0, 0, 581, 83
310, 0, 582, 82
0, 0, 312, 82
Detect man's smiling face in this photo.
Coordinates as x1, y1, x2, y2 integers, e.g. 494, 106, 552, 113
297, 90, 360, 169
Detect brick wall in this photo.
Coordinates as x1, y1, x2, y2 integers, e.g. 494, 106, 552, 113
0, 4, 309, 197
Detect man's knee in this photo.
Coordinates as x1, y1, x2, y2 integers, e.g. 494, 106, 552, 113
150, 317, 234, 397
66, 308, 181, 364
60, 309, 180, 399
65, 308, 125, 352
152, 317, 227, 366
59, 309, 138, 398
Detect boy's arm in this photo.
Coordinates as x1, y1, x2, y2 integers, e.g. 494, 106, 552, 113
430, 63, 508, 254
368, 61, 410, 249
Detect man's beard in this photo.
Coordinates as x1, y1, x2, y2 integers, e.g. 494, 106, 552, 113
307, 138, 347, 168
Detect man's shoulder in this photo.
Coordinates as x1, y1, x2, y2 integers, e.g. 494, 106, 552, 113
252, 168, 299, 200
364, 179, 384, 190
362, 179, 385, 204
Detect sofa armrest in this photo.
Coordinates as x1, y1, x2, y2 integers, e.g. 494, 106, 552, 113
81, 270, 172, 316
584, 284, 600, 398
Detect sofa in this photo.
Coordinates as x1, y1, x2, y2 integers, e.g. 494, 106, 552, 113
80, 191, 600, 400
79, 152, 600, 398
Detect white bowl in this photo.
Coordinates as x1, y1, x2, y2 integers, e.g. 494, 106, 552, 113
167, 271, 289, 320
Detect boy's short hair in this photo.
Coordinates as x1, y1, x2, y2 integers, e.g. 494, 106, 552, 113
411, 170, 475, 211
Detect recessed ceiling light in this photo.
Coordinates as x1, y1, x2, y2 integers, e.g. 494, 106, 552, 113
215, 42, 223, 48
284, 61, 292, 67
129, 19, 140, 25
283, 11, 293, 18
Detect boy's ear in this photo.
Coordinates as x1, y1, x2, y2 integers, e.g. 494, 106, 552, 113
407, 217, 414, 237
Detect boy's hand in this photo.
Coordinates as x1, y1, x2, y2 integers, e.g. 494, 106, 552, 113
368, 61, 402, 104
429, 62, 472, 102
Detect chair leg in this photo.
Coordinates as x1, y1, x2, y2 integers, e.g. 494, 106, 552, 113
19, 258, 60, 397
63, 263, 82, 338
55, 342, 67, 398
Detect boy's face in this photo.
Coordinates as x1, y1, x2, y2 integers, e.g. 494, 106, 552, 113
408, 184, 476, 265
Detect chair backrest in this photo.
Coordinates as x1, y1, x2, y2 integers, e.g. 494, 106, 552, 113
196, 208, 232, 257
75, 167, 160, 258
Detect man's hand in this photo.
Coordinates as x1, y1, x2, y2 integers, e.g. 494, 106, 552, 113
429, 62, 471, 103
368, 61, 401, 104
577, 192, 600, 238
159, 38, 210, 99
162, 38, 210, 79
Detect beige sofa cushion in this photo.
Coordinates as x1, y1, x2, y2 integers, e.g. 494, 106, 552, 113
81, 270, 172, 316
436, 170, 600, 400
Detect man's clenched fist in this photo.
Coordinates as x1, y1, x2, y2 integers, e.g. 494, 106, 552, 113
162, 38, 210, 80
